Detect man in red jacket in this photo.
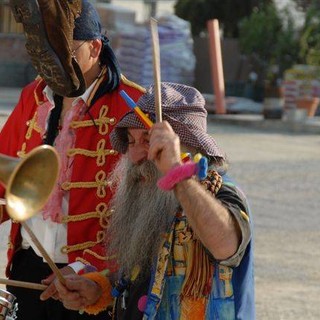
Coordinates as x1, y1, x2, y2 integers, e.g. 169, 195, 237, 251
0, 1, 144, 319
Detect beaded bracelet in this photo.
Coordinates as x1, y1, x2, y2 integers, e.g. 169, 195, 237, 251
157, 156, 208, 191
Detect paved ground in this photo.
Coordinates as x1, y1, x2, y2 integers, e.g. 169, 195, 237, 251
206, 122, 320, 319
0, 90, 320, 318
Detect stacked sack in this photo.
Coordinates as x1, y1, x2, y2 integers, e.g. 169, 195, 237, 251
116, 14, 196, 86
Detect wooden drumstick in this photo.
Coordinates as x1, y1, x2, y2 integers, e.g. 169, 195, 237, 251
21, 222, 66, 285
0, 278, 47, 291
150, 17, 162, 123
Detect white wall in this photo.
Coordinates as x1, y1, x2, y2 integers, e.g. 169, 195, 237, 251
111, 0, 176, 22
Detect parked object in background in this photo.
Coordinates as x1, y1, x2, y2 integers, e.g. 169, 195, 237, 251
296, 96, 319, 117
283, 64, 320, 116
263, 82, 284, 119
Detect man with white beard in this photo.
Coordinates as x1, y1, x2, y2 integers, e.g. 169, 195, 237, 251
55, 82, 255, 320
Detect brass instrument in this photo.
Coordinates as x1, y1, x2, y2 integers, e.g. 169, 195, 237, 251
0, 145, 60, 221
0, 145, 66, 284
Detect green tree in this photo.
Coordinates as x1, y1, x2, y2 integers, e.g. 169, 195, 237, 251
292, 0, 314, 11
174, 0, 273, 37
299, 1, 320, 66
238, 4, 299, 86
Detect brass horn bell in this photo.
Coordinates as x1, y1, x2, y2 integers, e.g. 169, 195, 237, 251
0, 145, 60, 221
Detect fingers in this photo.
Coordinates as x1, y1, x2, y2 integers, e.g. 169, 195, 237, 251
40, 281, 58, 301
148, 122, 181, 173
60, 291, 86, 311
40, 267, 77, 301
55, 275, 101, 311
41, 272, 55, 285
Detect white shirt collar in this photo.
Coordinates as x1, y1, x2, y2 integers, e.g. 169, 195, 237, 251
43, 79, 98, 106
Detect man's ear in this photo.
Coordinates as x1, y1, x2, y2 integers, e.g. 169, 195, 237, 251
90, 39, 102, 58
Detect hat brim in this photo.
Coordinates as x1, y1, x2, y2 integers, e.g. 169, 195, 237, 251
110, 111, 225, 160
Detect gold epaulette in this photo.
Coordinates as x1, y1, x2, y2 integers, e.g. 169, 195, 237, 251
120, 74, 146, 93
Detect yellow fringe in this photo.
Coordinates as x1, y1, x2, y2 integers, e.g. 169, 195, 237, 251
82, 271, 113, 315
181, 239, 213, 298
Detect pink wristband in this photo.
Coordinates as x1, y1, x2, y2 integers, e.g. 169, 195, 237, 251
157, 162, 197, 191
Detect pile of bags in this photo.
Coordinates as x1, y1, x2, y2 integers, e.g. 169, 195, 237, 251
116, 14, 195, 86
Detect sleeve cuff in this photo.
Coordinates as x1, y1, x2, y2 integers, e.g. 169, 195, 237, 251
219, 208, 251, 267
68, 261, 86, 274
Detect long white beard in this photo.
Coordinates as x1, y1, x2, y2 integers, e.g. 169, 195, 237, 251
107, 155, 179, 278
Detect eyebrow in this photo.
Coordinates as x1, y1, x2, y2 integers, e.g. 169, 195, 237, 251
128, 130, 149, 139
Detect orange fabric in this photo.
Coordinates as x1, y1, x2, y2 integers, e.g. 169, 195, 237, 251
82, 272, 113, 315
180, 297, 206, 320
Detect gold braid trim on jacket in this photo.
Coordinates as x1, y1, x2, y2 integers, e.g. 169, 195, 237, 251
61, 231, 105, 254
70, 105, 116, 135
61, 170, 110, 198
62, 203, 113, 228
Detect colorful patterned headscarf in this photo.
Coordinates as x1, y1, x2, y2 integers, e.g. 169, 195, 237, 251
110, 82, 225, 160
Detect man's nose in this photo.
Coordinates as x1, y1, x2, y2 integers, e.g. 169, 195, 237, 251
129, 144, 149, 164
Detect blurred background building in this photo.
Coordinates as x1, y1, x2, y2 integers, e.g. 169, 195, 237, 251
0, 0, 319, 117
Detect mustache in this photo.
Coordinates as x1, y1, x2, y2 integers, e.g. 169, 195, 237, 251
109, 157, 161, 190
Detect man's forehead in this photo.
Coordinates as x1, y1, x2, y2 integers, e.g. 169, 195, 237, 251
127, 128, 149, 136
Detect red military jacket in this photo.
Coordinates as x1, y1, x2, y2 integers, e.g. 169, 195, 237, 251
0, 75, 145, 277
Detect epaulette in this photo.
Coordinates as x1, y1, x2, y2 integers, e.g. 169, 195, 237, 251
120, 74, 146, 93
